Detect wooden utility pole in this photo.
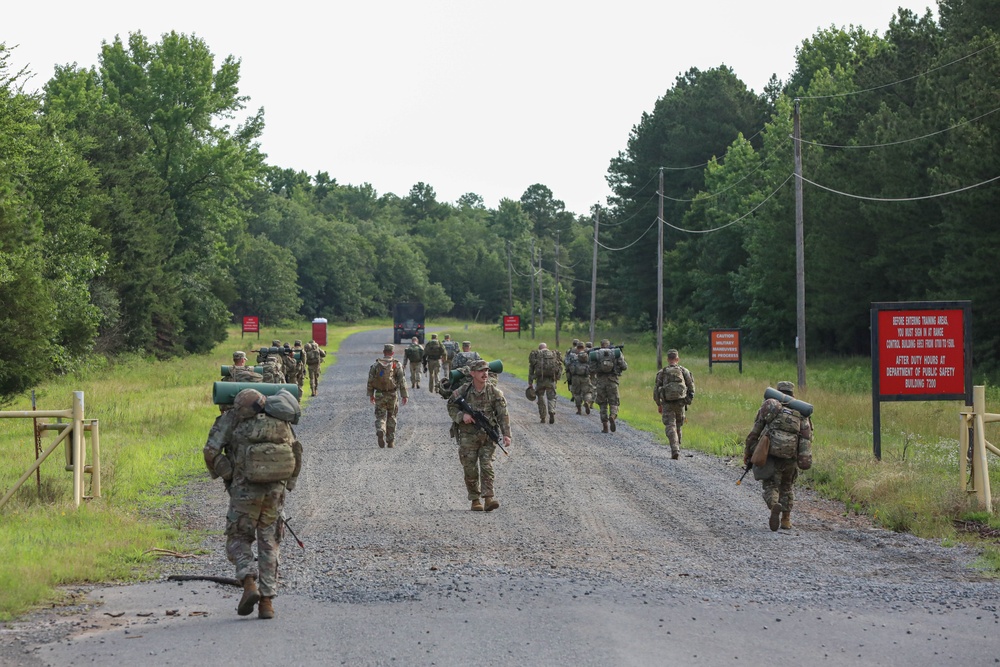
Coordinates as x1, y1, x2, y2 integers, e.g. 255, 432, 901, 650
537, 244, 544, 327
657, 167, 664, 370
506, 241, 514, 315
794, 99, 807, 391
590, 206, 599, 344
554, 231, 560, 349
530, 238, 536, 339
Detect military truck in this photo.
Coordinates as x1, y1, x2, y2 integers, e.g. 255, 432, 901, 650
393, 302, 425, 344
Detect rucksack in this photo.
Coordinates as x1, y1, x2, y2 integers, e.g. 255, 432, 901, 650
370, 359, 399, 392
405, 345, 423, 363
766, 407, 803, 459
572, 353, 590, 376
238, 414, 297, 483
538, 349, 559, 380
658, 365, 687, 401
596, 348, 616, 374
306, 345, 320, 364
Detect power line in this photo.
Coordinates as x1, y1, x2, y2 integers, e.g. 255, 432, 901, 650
798, 107, 1000, 149
663, 173, 795, 234
595, 217, 659, 251
799, 172, 1000, 201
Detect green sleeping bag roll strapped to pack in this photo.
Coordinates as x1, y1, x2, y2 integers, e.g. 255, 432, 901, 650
220, 365, 264, 377
448, 359, 504, 386
213, 381, 302, 405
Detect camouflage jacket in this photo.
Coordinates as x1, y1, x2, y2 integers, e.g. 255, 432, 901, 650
423, 339, 445, 360
447, 380, 511, 438
367, 358, 407, 398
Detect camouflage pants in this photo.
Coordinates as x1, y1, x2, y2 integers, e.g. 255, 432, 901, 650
296, 364, 305, 391
225, 481, 286, 597
427, 359, 441, 392
442, 358, 452, 377
594, 378, 620, 422
571, 374, 593, 408
307, 363, 321, 395
762, 457, 799, 512
535, 378, 557, 418
457, 429, 496, 500
373, 392, 400, 443
661, 400, 686, 453
407, 363, 422, 387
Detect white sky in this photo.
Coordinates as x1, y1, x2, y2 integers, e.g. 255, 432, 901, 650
6, 1, 935, 215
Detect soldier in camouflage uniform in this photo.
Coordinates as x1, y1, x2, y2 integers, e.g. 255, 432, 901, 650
564, 339, 580, 393
528, 342, 562, 424
568, 341, 593, 415
653, 349, 695, 460
441, 334, 458, 377
423, 333, 445, 393
261, 348, 285, 384
447, 359, 512, 511
367, 344, 408, 448
280, 345, 297, 386
305, 341, 326, 396
402, 337, 425, 389
452, 340, 482, 372
203, 388, 302, 620
225, 351, 263, 383
292, 340, 306, 393
589, 339, 628, 433
743, 381, 814, 531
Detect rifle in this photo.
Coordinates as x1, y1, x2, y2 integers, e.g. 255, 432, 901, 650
451, 393, 509, 456
736, 461, 752, 486
281, 510, 305, 550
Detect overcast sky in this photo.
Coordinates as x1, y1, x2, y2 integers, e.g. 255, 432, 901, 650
6, 1, 935, 215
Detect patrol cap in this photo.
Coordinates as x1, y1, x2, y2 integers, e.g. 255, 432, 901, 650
469, 359, 489, 371
383, 343, 395, 354
572, 338, 580, 346
294, 339, 302, 346
585, 341, 593, 348
600, 339, 611, 347
272, 339, 281, 346
444, 334, 451, 339
462, 341, 471, 347
576, 342, 585, 349
777, 380, 795, 394
431, 334, 438, 339
233, 350, 246, 361
667, 348, 679, 358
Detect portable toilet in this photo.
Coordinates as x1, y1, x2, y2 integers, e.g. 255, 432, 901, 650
312, 318, 328, 346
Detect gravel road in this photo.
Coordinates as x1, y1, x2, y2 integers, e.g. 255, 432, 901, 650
2, 327, 998, 666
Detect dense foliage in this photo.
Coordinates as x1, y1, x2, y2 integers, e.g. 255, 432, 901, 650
0, 0, 997, 400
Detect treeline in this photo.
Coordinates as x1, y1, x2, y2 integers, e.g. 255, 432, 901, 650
1, 0, 998, 401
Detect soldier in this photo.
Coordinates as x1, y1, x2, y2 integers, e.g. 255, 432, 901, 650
447, 359, 512, 511
292, 340, 306, 393
423, 333, 445, 393
402, 336, 425, 389
452, 340, 482, 371
653, 349, 695, 460
225, 351, 263, 383
261, 347, 285, 384
743, 381, 814, 531
589, 339, 628, 433
564, 339, 580, 392
203, 388, 302, 619
527, 343, 562, 424
568, 341, 593, 415
280, 344, 297, 385
441, 334, 458, 377
305, 341, 326, 396
367, 344, 408, 448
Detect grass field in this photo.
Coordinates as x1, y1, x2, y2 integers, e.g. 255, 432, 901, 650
0, 317, 997, 620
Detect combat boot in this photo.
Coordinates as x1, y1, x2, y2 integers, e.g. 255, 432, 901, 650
602, 421, 609, 433
780, 511, 792, 530
671, 449, 679, 460
585, 403, 591, 415
377, 432, 385, 448
484, 497, 500, 512
609, 417, 616, 432
386, 439, 394, 448
471, 499, 484, 511
576, 405, 582, 415
237, 575, 260, 616
769, 504, 783, 532
549, 413, 555, 424
258, 596, 274, 620
540, 415, 546, 423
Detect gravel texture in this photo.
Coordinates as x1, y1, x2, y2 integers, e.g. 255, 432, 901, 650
2, 327, 998, 666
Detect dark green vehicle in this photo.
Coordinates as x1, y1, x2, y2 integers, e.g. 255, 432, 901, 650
393, 302, 425, 344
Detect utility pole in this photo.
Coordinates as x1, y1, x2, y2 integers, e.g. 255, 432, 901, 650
537, 244, 544, 327
506, 241, 513, 315
554, 231, 560, 349
530, 238, 536, 339
590, 206, 599, 344
657, 167, 664, 370
794, 99, 807, 391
